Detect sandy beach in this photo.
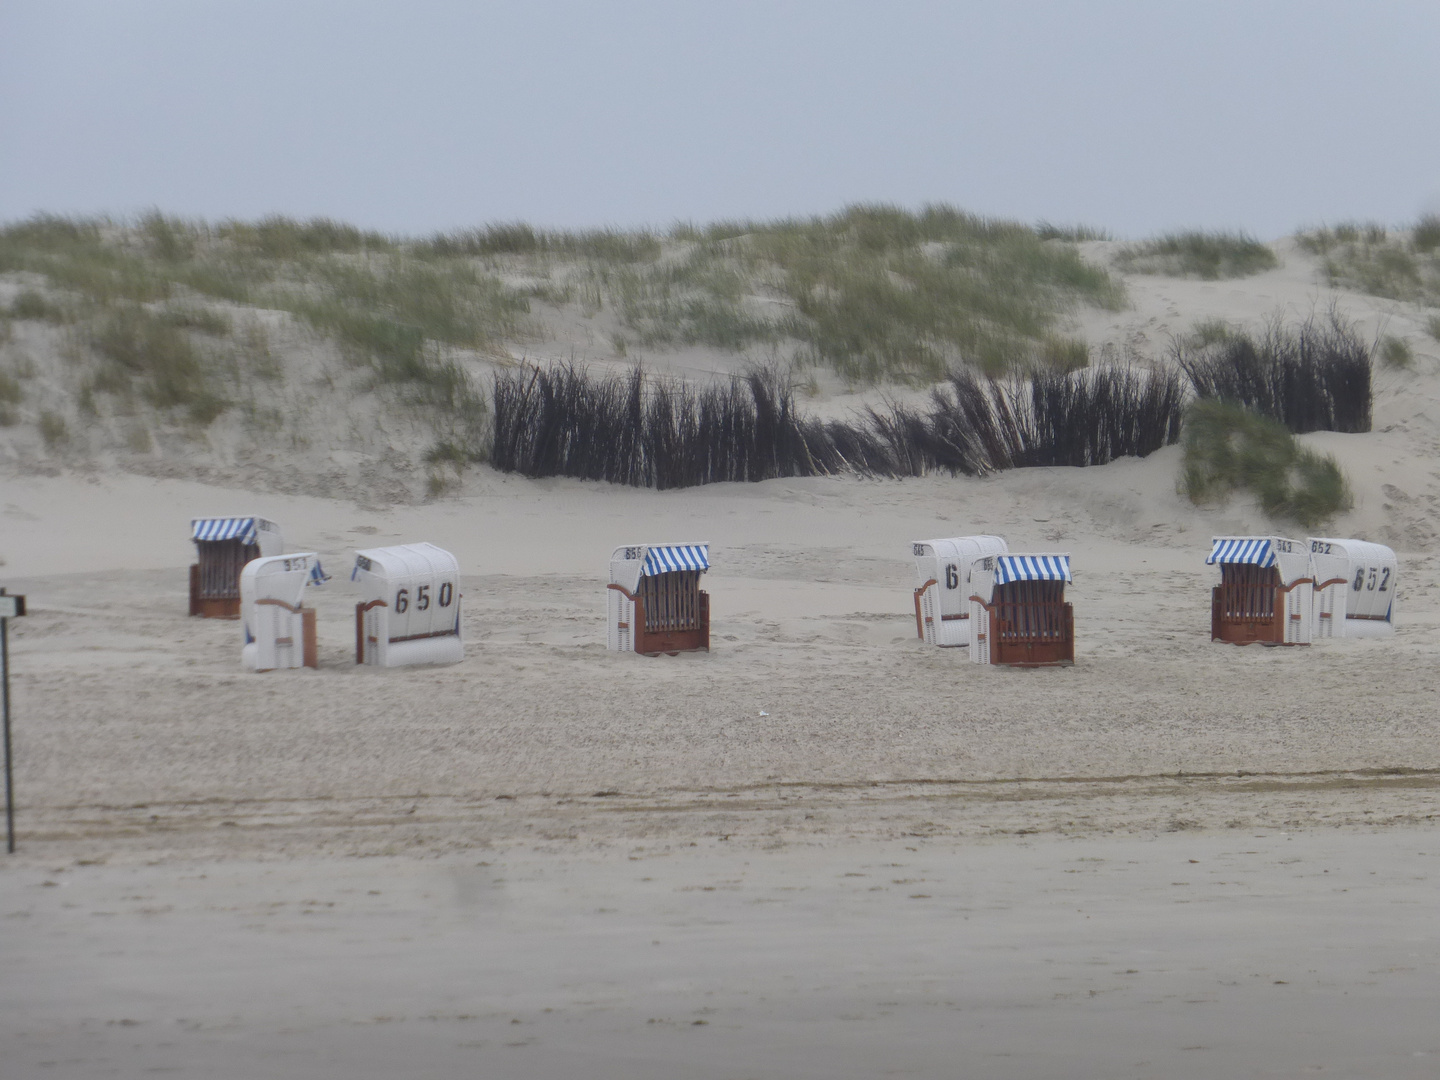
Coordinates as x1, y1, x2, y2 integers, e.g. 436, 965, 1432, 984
3, 451, 1440, 1077
4, 229, 1440, 1077
4, 829, 1440, 1080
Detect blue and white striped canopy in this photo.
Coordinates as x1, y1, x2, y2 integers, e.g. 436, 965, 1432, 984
1206, 538, 1274, 567
642, 544, 710, 576
995, 554, 1071, 584
192, 517, 259, 546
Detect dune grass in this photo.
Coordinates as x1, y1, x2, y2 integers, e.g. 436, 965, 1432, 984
1114, 231, 1278, 280
1379, 335, 1414, 370
87, 305, 228, 422
1035, 222, 1113, 242
0, 212, 516, 454
419, 223, 661, 263
1296, 218, 1440, 304
0, 370, 20, 426
460, 204, 1125, 383
3, 206, 1124, 417
1180, 399, 1351, 528
38, 409, 68, 448
7, 289, 71, 322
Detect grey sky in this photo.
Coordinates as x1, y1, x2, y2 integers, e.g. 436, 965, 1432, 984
2, 1, 1437, 238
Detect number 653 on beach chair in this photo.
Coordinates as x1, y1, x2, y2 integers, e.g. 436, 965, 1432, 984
911, 535, 1008, 648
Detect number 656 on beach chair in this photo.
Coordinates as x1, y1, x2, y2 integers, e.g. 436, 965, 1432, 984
607, 544, 710, 656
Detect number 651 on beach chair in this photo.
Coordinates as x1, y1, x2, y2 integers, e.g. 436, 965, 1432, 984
240, 553, 321, 671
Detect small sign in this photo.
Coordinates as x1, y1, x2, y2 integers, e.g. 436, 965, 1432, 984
0, 596, 24, 618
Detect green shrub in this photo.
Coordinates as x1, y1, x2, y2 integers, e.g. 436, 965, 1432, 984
1298, 218, 1440, 304
1035, 222, 1112, 242
90, 305, 226, 419
1038, 335, 1089, 371
1114, 231, 1278, 279
1380, 335, 1414, 370
8, 289, 67, 322
1187, 317, 1237, 347
39, 409, 67, 447
1180, 399, 1351, 528
1412, 214, 1440, 255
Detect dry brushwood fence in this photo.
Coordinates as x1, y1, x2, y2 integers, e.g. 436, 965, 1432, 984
491, 363, 1187, 489
1173, 313, 1372, 435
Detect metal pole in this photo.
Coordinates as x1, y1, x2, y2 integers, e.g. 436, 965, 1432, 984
2, 588, 13, 854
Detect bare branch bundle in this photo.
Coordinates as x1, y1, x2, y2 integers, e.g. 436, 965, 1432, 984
491, 363, 1186, 489
1175, 311, 1371, 434
491, 364, 849, 488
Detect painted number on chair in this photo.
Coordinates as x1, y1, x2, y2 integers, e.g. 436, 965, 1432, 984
945, 564, 959, 589
1352, 566, 1391, 592
398, 582, 454, 612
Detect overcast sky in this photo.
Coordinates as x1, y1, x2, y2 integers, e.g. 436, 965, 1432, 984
2, 1, 1437, 239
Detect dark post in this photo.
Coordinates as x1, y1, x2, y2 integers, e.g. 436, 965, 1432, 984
2, 587, 14, 854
